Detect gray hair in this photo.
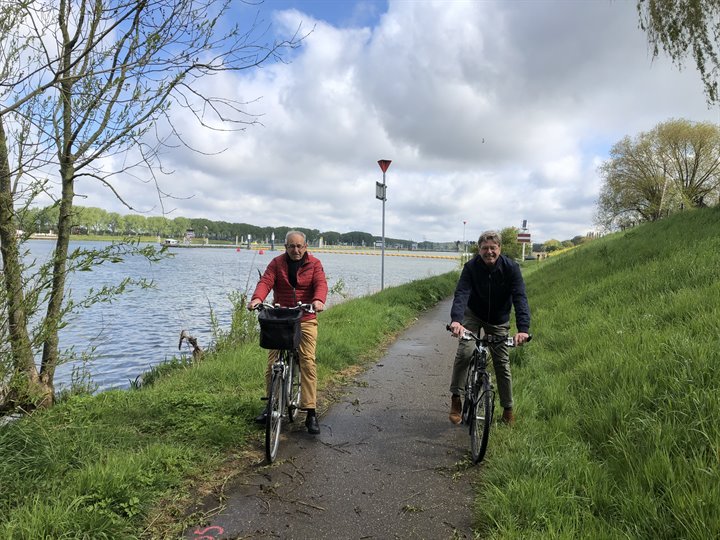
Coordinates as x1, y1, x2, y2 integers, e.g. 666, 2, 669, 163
478, 230, 501, 246
285, 230, 306, 244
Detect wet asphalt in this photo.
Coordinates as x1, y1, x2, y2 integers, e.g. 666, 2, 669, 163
184, 298, 478, 540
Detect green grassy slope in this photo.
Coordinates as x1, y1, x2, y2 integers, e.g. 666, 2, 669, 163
478, 206, 720, 539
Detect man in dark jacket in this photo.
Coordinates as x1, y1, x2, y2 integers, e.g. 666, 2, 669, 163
448, 230, 531, 426
249, 231, 328, 434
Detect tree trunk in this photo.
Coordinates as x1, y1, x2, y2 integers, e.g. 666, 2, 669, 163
0, 118, 51, 411
38, 38, 77, 401
38, 171, 73, 397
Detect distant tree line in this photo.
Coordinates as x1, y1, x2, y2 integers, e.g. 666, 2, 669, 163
19, 205, 596, 254
18, 206, 452, 249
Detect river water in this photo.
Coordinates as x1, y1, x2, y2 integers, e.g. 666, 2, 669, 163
22, 241, 459, 392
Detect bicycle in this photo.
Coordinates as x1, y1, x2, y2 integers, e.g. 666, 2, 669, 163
447, 325, 531, 464
254, 302, 314, 463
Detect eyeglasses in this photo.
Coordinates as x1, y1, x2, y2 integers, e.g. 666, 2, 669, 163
286, 243, 306, 249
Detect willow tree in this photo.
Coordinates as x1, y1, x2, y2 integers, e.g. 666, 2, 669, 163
597, 132, 670, 230
0, 0, 302, 410
655, 119, 720, 207
597, 119, 720, 230
638, 0, 720, 104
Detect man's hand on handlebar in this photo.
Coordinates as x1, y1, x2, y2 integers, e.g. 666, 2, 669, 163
312, 300, 325, 313
248, 298, 262, 311
449, 321, 465, 338
514, 332, 530, 346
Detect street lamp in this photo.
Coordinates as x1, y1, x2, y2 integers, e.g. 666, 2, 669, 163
377, 159, 392, 290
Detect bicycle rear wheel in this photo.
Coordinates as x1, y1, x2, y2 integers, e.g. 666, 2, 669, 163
469, 373, 494, 464
286, 351, 302, 422
265, 370, 283, 463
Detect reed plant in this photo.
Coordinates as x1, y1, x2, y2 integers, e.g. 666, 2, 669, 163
0, 271, 458, 538
476, 206, 720, 539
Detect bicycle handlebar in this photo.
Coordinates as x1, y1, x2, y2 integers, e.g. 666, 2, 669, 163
445, 324, 532, 347
252, 301, 316, 314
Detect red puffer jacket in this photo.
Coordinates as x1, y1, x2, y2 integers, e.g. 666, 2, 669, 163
251, 252, 328, 321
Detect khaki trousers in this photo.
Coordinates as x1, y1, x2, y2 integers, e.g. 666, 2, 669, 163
449, 308, 513, 409
265, 319, 318, 410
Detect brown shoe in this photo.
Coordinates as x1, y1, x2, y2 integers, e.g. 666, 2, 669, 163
501, 408, 515, 425
449, 394, 462, 425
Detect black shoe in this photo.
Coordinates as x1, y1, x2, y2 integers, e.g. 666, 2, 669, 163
255, 409, 268, 424
305, 414, 320, 434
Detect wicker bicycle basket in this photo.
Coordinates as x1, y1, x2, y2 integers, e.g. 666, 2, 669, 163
257, 308, 302, 350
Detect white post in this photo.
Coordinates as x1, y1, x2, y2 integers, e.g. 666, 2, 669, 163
381, 169, 386, 290
377, 159, 392, 291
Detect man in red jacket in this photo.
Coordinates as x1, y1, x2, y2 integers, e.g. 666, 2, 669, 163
249, 231, 328, 434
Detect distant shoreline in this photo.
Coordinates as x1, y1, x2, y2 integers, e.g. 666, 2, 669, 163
25, 234, 462, 255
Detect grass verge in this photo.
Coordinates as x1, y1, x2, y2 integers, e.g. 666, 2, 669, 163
0, 271, 458, 539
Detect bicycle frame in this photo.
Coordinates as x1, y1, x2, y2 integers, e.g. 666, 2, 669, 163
464, 344, 493, 421
463, 339, 496, 463
255, 302, 313, 463
448, 325, 517, 464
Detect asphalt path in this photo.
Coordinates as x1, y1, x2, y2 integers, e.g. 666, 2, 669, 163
185, 298, 479, 540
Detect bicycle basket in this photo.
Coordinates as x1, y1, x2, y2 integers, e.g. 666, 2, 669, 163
257, 308, 302, 350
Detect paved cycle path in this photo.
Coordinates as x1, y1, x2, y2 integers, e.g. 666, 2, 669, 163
185, 298, 479, 539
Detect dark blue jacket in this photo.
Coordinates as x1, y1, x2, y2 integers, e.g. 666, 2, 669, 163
450, 254, 530, 333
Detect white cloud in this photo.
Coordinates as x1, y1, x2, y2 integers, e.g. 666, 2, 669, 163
75, 0, 720, 243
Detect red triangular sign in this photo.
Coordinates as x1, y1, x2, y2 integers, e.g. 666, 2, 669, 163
378, 159, 392, 173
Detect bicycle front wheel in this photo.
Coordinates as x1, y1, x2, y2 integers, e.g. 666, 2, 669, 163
286, 351, 302, 422
265, 370, 283, 463
469, 373, 494, 464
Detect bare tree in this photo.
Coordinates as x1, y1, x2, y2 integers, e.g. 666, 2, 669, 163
0, 0, 303, 410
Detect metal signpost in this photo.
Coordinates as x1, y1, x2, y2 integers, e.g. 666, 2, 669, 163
518, 219, 531, 258
377, 159, 392, 290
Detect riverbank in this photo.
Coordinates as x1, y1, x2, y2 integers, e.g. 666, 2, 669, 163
27, 234, 464, 258
0, 272, 459, 538
166, 243, 460, 260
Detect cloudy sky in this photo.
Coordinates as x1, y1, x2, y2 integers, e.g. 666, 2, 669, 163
76, 0, 719, 244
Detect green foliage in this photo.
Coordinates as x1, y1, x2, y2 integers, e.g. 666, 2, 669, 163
321, 230, 342, 245
500, 226, 521, 259
542, 238, 563, 252
210, 290, 258, 353
55, 350, 99, 401
597, 118, 720, 232
0, 271, 458, 538
475, 206, 720, 538
328, 276, 350, 299
638, 0, 720, 104
130, 356, 194, 389
340, 230, 375, 247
